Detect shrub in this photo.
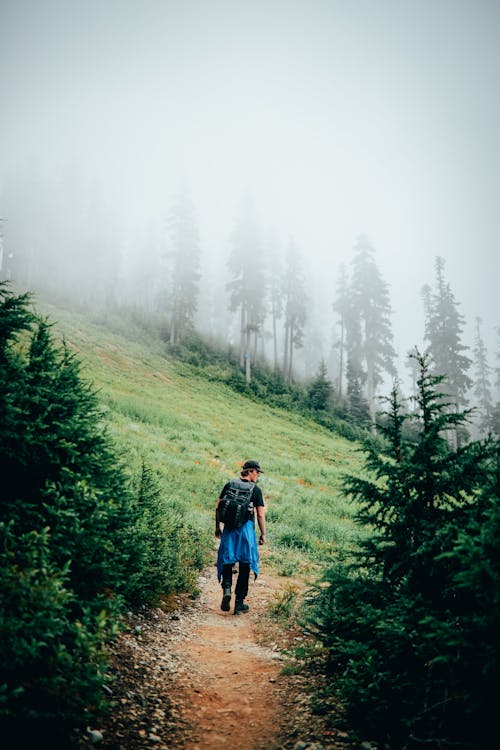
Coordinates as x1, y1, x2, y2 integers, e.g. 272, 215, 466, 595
122, 462, 207, 604
0, 523, 112, 733
307, 352, 500, 749
0, 283, 204, 737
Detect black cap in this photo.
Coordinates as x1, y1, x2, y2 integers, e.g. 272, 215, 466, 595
242, 460, 263, 473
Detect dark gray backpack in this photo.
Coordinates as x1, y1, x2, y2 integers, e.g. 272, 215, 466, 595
218, 479, 255, 531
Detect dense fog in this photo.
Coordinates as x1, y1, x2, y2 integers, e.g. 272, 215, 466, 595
1, 1, 499, 396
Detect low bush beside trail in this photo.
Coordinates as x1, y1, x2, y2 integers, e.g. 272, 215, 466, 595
306, 352, 500, 750
0, 284, 206, 741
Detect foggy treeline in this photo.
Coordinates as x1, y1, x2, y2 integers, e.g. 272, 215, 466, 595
1, 170, 499, 440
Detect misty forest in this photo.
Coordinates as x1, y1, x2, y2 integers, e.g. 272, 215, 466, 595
1, 2, 499, 750
2, 177, 500, 439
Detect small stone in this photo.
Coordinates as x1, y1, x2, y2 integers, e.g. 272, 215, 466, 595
87, 728, 104, 744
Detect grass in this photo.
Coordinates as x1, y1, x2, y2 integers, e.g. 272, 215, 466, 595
41, 301, 367, 578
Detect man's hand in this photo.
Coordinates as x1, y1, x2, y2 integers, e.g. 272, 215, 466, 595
259, 534, 266, 545
215, 528, 222, 539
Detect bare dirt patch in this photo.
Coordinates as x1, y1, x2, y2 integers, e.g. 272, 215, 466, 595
77, 550, 359, 750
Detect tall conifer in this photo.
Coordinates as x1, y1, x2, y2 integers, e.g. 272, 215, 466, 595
166, 190, 201, 345
332, 263, 350, 396
472, 317, 493, 435
348, 235, 396, 426
282, 239, 307, 383
309, 350, 495, 748
227, 193, 266, 382
423, 257, 472, 410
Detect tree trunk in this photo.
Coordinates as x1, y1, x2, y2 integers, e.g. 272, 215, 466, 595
272, 304, 279, 371
169, 315, 176, 345
283, 321, 290, 383
239, 305, 246, 368
338, 319, 344, 396
288, 321, 295, 383
245, 325, 252, 383
366, 367, 377, 433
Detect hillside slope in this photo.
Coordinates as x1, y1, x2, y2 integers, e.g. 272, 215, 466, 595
34, 303, 367, 748
44, 302, 364, 570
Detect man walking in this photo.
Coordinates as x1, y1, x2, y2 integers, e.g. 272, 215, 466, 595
215, 460, 266, 615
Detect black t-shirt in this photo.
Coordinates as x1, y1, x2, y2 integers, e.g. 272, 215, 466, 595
219, 479, 264, 508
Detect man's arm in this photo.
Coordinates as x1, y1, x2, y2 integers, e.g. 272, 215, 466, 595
215, 498, 222, 538
256, 505, 266, 545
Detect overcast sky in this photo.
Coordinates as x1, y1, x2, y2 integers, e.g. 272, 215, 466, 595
1, 0, 499, 362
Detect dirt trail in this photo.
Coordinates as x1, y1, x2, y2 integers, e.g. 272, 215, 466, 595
84, 549, 358, 750
166, 553, 290, 749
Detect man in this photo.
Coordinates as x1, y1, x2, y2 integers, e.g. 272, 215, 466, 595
215, 459, 266, 615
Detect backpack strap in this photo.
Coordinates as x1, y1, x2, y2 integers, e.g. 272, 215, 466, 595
227, 478, 255, 498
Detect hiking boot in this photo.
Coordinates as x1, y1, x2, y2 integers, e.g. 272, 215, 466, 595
234, 599, 249, 615
220, 586, 231, 612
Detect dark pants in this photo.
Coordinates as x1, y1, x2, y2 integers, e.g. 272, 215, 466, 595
222, 562, 250, 601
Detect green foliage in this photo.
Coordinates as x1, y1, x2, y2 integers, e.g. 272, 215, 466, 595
307, 351, 500, 749
282, 239, 308, 383
93, 299, 371, 437
339, 236, 396, 424
346, 358, 371, 427
123, 462, 207, 605
0, 284, 205, 735
162, 329, 371, 439
423, 256, 472, 411
312, 408, 374, 443
0, 523, 111, 728
472, 316, 494, 435
1, 305, 133, 601
166, 190, 201, 345
268, 583, 299, 621
307, 360, 332, 411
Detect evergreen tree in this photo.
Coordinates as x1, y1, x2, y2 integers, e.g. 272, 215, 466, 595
352, 351, 480, 591
0, 284, 132, 728
308, 350, 496, 749
491, 328, 500, 437
0, 298, 156, 603
348, 235, 396, 426
0, 283, 201, 733
346, 356, 370, 426
472, 317, 494, 435
496, 327, 500, 392
265, 234, 283, 371
404, 346, 420, 405
282, 239, 307, 384
436, 444, 500, 747
226, 193, 266, 382
307, 359, 332, 411
342, 265, 366, 422
166, 190, 201, 345
422, 256, 472, 418
491, 403, 500, 437
332, 263, 349, 396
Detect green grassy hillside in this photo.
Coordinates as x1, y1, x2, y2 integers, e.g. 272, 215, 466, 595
43, 302, 365, 578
